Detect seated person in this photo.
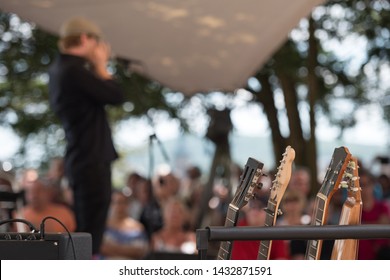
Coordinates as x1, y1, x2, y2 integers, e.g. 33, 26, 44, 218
100, 190, 149, 259
358, 169, 390, 259
0, 170, 17, 232
150, 197, 196, 255
277, 189, 310, 259
13, 176, 76, 233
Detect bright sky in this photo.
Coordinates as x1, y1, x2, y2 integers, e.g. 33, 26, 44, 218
1, 100, 389, 165
1, 103, 389, 158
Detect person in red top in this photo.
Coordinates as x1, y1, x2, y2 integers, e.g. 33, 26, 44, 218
231, 197, 289, 260
358, 168, 390, 259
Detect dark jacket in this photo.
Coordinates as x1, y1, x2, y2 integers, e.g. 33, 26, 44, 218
49, 54, 125, 169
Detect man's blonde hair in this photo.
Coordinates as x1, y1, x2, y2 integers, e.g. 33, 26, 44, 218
58, 35, 82, 52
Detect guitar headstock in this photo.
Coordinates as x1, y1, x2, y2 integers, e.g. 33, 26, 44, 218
319, 146, 352, 198
269, 146, 295, 206
231, 157, 264, 209
339, 156, 362, 202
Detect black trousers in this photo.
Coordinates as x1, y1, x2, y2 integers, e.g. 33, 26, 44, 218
67, 161, 112, 255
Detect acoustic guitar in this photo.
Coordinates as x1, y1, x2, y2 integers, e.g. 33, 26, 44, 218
257, 145, 295, 260
305, 146, 352, 260
331, 156, 362, 260
217, 157, 264, 260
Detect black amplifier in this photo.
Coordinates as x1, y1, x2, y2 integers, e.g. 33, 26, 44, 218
0, 232, 92, 260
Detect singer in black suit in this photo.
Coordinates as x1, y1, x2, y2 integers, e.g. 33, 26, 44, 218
48, 17, 125, 255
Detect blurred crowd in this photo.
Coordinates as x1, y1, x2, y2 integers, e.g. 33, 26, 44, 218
1, 155, 390, 260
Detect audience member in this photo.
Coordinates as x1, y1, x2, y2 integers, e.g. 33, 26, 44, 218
17, 168, 39, 192
289, 166, 311, 199
125, 172, 143, 197
277, 189, 310, 259
100, 190, 148, 259
150, 196, 196, 255
125, 173, 151, 220
378, 173, 390, 201
14, 177, 76, 233
0, 169, 17, 232
152, 166, 180, 203
180, 165, 204, 230
139, 165, 180, 239
358, 168, 390, 259
132, 177, 154, 222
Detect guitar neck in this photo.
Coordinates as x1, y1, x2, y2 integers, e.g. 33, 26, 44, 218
331, 159, 362, 260
256, 145, 295, 260
305, 146, 351, 260
331, 201, 362, 260
257, 200, 278, 260
217, 204, 240, 260
305, 194, 328, 260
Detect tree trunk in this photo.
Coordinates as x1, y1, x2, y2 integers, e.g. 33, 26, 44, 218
254, 73, 287, 169
275, 69, 306, 167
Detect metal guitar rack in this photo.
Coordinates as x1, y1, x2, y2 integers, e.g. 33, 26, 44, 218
196, 224, 390, 260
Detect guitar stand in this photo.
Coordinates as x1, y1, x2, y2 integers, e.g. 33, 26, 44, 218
196, 224, 390, 260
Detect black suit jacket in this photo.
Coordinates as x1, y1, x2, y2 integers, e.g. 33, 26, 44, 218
49, 54, 125, 169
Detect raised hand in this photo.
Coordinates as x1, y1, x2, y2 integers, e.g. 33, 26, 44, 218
89, 41, 112, 79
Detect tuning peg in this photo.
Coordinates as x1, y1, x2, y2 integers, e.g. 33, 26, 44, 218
351, 186, 360, 192
340, 181, 348, 188
277, 209, 283, 216
344, 172, 353, 179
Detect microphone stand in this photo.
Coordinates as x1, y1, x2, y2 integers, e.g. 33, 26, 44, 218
148, 133, 171, 179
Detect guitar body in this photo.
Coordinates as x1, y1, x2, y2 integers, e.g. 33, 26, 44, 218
305, 146, 352, 260
217, 157, 264, 260
331, 157, 362, 260
257, 146, 295, 260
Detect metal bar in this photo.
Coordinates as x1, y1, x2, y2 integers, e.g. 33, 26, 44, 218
206, 224, 390, 241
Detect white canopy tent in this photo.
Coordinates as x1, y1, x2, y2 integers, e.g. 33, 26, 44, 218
1, 0, 326, 95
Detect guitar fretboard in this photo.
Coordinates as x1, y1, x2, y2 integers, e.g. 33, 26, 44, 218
305, 195, 327, 260
217, 204, 239, 260
257, 200, 277, 260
